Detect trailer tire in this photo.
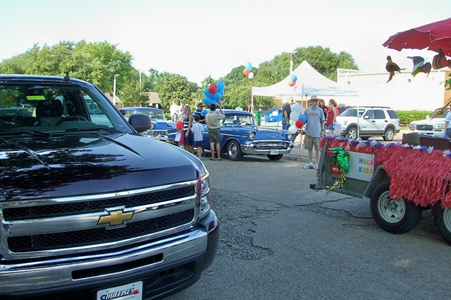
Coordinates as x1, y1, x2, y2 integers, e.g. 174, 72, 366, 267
370, 181, 422, 234
433, 202, 451, 244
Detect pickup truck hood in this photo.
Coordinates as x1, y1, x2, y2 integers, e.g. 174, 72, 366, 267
0, 133, 203, 201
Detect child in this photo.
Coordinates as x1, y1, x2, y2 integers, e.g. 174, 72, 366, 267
191, 114, 204, 160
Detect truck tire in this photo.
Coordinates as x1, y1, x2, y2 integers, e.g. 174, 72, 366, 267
383, 127, 394, 141
433, 202, 451, 244
346, 126, 357, 140
370, 181, 422, 233
226, 140, 243, 161
267, 154, 283, 160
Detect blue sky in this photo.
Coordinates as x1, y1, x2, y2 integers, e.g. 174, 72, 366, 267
0, 0, 449, 84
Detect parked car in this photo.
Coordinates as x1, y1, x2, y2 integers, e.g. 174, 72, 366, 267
0, 75, 218, 299
337, 105, 353, 115
169, 109, 293, 161
120, 107, 172, 141
336, 106, 400, 140
408, 107, 449, 137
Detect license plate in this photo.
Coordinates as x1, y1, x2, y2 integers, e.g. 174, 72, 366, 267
270, 150, 279, 155
96, 281, 143, 300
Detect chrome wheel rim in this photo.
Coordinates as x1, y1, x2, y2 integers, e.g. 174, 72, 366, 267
378, 191, 405, 223
228, 143, 238, 159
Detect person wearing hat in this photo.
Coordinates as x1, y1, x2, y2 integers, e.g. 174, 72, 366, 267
193, 102, 206, 124
193, 102, 206, 156
303, 95, 325, 169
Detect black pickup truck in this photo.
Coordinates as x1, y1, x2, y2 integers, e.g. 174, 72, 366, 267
0, 75, 219, 300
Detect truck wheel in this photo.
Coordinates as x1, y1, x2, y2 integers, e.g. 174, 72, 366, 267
370, 181, 422, 234
383, 127, 394, 141
226, 140, 243, 161
267, 154, 283, 160
346, 126, 357, 140
433, 202, 451, 244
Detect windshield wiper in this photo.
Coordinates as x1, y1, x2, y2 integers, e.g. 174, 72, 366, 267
0, 130, 50, 137
65, 126, 117, 133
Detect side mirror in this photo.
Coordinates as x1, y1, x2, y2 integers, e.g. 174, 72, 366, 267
129, 114, 151, 133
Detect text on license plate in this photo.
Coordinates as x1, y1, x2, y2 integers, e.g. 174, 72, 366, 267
97, 281, 143, 300
270, 150, 279, 155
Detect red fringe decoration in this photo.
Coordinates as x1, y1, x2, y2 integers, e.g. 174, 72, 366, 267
320, 136, 451, 208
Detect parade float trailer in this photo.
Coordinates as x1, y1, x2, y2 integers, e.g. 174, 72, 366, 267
311, 135, 451, 244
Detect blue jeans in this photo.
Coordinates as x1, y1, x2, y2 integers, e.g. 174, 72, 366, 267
282, 119, 289, 130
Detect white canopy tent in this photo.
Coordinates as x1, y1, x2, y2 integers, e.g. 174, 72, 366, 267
251, 60, 358, 110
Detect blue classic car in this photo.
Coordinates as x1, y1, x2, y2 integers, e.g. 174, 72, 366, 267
184, 110, 293, 161
120, 107, 174, 141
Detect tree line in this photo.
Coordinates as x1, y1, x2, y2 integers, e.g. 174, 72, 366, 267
0, 41, 359, 111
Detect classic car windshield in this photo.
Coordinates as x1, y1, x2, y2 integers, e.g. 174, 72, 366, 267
0, 83, 129, 134
121, 108, 166, 121
223, 114, 255, 126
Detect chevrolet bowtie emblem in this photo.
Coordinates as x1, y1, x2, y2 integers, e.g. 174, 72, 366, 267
98, 209, 134, 227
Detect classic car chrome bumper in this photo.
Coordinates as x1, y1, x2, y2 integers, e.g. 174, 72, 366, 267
241, 141, 293, 155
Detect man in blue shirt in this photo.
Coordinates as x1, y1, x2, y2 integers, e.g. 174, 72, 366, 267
303, 96, 325, 169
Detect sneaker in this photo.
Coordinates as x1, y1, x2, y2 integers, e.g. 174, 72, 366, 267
303, 163, 314, 169
314, 164, 318, 170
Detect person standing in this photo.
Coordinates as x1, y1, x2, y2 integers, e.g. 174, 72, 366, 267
183, 105, 194, 154
193, 102, 206, 156
326, 99, 339, 136
282, 98, 291, 130
303, 96, 325, 169
205, 103, 225, 161
318, 99, 328, 124
192, 114, 204, 160
170, 101, 179, 122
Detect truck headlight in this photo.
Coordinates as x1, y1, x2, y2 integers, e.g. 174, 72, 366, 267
434, 124, 445, 130
198, 173, 211, 218
409, 124, 416, 129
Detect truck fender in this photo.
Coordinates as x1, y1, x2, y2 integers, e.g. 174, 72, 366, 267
363, 165, 389, 198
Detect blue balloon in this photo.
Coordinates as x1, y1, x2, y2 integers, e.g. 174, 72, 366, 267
204, 88, 213, 97
216, 80, 225, 91
213, 91, 222, 101
291, 75, 297, 82
298, 113, 308, 123
201, 109, 208, 116
245, 62, 252, 71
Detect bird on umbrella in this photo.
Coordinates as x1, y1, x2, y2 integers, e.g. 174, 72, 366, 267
385, 56, 403, 83
408, 56, 431, 77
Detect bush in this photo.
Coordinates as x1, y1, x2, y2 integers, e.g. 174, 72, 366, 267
396, 110, 433, 127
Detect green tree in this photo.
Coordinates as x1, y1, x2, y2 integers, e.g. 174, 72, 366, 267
158, 75, 193, 109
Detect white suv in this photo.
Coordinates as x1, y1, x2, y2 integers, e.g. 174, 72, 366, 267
408, 107, 449, 137
336, 106, 400, 141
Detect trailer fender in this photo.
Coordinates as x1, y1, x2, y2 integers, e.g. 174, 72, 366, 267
363, 165, 389, 198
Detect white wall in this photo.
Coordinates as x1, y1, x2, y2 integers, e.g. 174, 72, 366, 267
337, 69, 449, 111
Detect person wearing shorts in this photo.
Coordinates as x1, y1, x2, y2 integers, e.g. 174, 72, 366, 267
303, 96, 325, 169
191, 114, 204, 160
205, 103, 225, 161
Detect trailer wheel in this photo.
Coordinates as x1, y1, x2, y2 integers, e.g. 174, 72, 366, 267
370, 181, 422, 234
433, 202, 451, 244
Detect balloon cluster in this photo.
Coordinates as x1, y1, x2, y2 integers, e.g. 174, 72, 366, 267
287, 102, 308, 134
242, 62, 254, 79
203, 81, 225, 106
288, 74, 297, 87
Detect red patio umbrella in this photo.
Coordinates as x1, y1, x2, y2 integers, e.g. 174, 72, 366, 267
383, 17, 451, 57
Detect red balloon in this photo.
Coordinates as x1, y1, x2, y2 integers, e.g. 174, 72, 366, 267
288, 80, 295, 87
295, 120, 304, 128
176, 121, 183, 131
324, 108, 328, 113
208, 83, 217, 94
243, 69, 250, 76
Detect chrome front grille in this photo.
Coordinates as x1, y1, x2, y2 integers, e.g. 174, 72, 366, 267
254, 141, 289, 150
8, 210, 194, 252
416, 124, 433, 131
1, 182, 199, 259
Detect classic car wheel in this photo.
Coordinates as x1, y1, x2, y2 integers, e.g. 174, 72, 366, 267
383, 127, 394, 141
345, 126, 357, 140
433, 202, 451, 245
267, 154, 283, 160
226, 140, 243, 161
370, 181, 422, 234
